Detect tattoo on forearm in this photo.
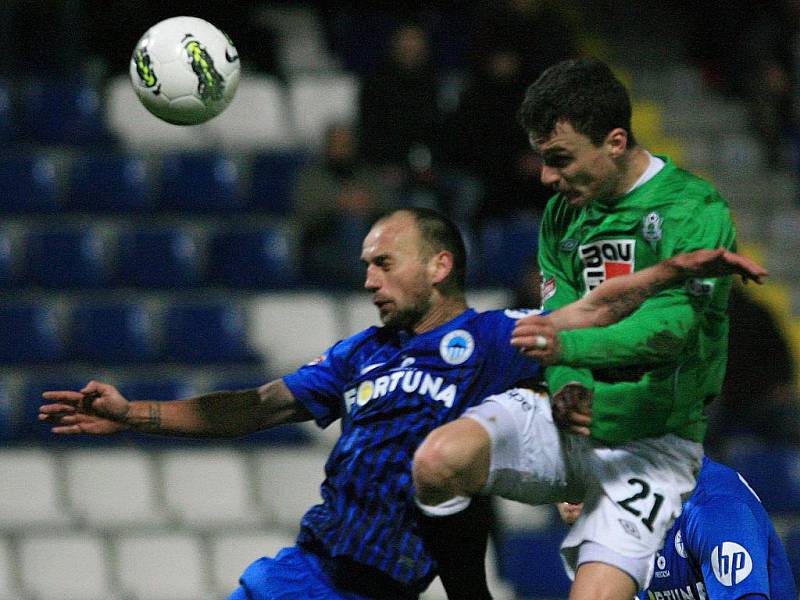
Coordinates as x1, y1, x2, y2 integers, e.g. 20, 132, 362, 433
602, 283, 660, 320
147, 402, 162, 430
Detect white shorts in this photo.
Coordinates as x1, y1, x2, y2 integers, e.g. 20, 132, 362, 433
463, 388, 703, 590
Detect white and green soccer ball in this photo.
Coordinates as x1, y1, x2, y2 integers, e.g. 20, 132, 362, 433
129, 16, 240, 125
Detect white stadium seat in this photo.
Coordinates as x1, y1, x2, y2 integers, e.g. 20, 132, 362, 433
247, 292, 340, 374
116, 532, 210, 600
159, 448, 262, 529
287, 73, 359, 150
205, 75, 298, 150
210, 531, 296, 596
0, 537, 19, 600
19, 533, 117, 600
65, 448, 169, 529
0, 448, 67, 530
253, 447, 328, 529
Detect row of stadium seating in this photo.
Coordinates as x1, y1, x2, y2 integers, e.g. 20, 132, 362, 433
1, 445, 798, 600
0, 215, 539, 290
1, 150, 306, 215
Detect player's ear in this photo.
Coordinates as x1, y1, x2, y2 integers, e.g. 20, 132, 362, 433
604, 127, 628, 157
429, 250, 453, 285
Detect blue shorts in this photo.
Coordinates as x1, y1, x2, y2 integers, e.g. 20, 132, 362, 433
226, 545, 374, 600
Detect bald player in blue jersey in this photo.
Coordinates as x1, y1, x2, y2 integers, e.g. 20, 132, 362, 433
39, 208, 765, 600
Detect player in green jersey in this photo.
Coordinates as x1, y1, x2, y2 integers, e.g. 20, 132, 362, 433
413, 57, 738, 600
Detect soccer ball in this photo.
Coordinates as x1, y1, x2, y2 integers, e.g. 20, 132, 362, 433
129, 16, 240, 125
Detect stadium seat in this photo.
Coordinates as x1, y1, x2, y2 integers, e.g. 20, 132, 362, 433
159, 448, 263, 529
726, 445, 800, 514
497, 526, 572, 599
19, 79, 109, 147
0, 80, 12, 144
164, 301, 261, 364
115, 532, 208, 600
207, 226, 298, 289
0, 153, 59, 213
249, 151, 308, 215
287, 73, 359, 149
253, 447, 328, 528
247, 292, 339, 373
0, 302, 62, 364
0, 231, 11, 288
18, 533, 115, 600
785, 526, 800, 588
157, 151, 245, 212
0, 448, 67, 531
0, 379, 15, 443
66, 153, 152, 212
205, 75, 297, 150
473, 213, 540, 288
116, 227, 202, 288
105, 74, 207, 151
64, 449, 168, 529
211, 531, 297, 597
119, 378, 196, 403
21, 227, 108, 288
66, 302, 158, 364
0, 537, 19, 600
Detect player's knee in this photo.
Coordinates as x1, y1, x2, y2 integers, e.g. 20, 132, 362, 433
413, 428, 458, 496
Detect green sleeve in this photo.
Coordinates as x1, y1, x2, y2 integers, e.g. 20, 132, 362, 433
538, 200, 594, 392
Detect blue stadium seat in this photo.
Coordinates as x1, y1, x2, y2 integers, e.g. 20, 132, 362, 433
116, 227, 202, 288
726, 445, 800, 514
0, 379, 17, 443
785, 526, 800, 587
207, 227, 298, 289
0, 302, 62, 364
19, 80, 109, 146
164, 302, 261, 364
497, 526, 572, 599
249, 151, 308, 215
22, 227, 108, 288
0, 231, 11, 287
0, 80, 12, 143
158, 152, 245, 212
473, 213, 539, 288
0, 154, 60, 213
67, 153, 152, 212
66, 302, 158, 364
118, 379, 196, 403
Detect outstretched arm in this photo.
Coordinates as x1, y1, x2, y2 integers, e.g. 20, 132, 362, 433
39, 378, 312, 437
511, 248, 766, 361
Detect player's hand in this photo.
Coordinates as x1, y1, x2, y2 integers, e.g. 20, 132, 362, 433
39, 380, 131, 435
551, 382, 592, 436
510, 314, 561, 364
669, 248, 768, 284
556, 502, 584, 525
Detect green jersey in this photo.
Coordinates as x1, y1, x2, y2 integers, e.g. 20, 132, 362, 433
540, 156, 736, 444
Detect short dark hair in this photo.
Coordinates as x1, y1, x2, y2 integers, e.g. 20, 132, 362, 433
390, 207, 467, 291
517, 57, 636, 147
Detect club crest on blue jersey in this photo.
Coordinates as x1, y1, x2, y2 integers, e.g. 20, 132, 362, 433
439, 330, 475, 365
674, 530, 687, 558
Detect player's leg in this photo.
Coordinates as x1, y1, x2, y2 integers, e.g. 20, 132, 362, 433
570, 562, 637, 600
413, 388, 579, 600
560, 434, 703, 600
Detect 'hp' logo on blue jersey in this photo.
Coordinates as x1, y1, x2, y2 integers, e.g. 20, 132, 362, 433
711, 541, 752, 586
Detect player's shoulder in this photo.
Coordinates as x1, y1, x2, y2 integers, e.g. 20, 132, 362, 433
657, 163, 729, 211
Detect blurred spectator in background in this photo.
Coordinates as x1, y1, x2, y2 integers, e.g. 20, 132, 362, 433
705, 284, 800, 456
738, 0, 800, 170
358, 23, 444, 180
292, 122, 393, 289
444, 48, 554, 225
469, 0, 577, 87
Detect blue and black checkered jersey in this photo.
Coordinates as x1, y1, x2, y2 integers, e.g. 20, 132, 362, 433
641, 457, 797, 600
282, 307, 543, 590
